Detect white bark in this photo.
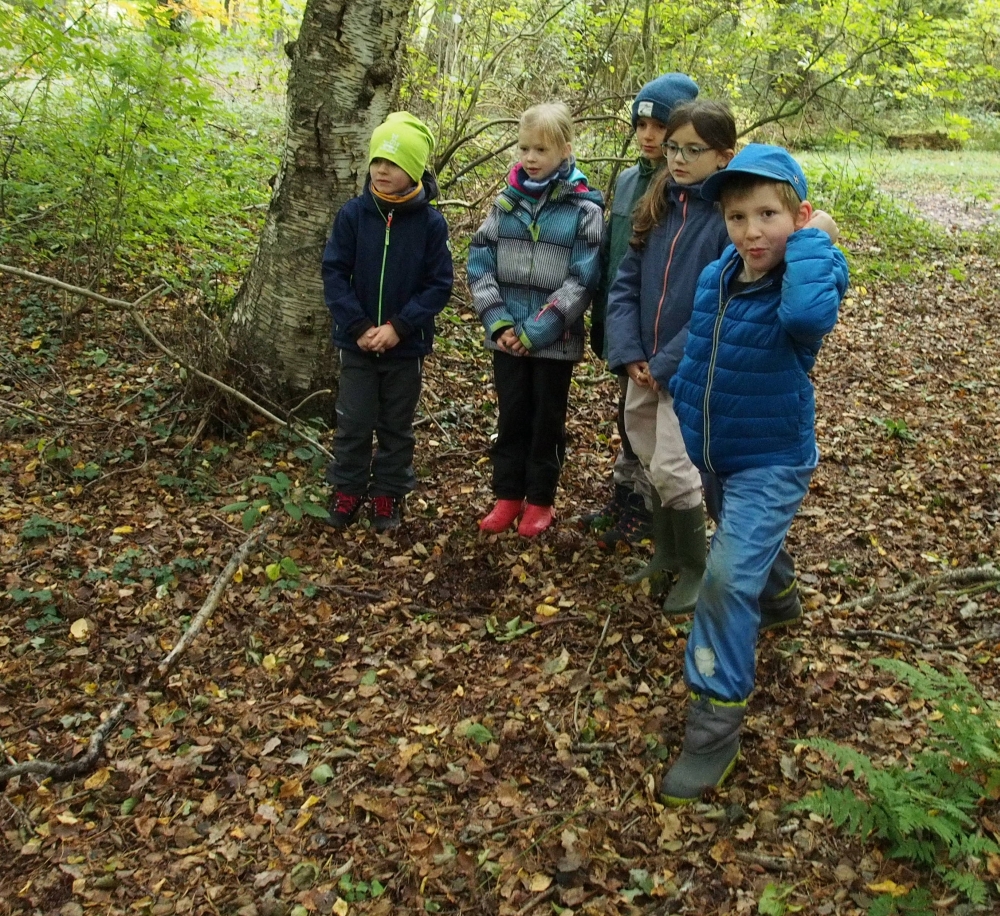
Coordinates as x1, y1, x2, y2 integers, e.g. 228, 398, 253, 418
232, 0, 416, 399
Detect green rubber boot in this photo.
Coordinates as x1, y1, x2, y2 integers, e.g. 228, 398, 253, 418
661, 505, 707, 615
660, 694, 745, 806
624, 495, 677, 586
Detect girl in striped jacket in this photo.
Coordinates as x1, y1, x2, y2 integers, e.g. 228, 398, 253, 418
468, 102, 604, 537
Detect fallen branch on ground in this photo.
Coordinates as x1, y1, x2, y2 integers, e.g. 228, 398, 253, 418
837, 564, 999, 611
0, 263, 332, 460
0, 514, 281, 789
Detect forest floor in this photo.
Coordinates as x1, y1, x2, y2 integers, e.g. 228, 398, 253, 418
2, 204, 1000, 916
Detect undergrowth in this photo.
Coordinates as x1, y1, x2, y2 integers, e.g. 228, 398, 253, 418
792, 659, 1000, 915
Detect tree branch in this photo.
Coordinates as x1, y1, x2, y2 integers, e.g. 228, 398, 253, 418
0, 263, 333, 460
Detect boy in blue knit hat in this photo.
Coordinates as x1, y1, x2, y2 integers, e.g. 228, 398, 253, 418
661, 144, 848, 804
584, 73, 698, 548
322, 112, 454, 531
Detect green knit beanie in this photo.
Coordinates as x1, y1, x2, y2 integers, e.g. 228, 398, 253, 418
368, 112, 435, 183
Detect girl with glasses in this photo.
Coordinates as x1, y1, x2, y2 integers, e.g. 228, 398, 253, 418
605, 100, 736, 614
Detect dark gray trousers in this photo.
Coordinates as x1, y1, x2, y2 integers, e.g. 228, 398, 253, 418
328, 349, 422, 498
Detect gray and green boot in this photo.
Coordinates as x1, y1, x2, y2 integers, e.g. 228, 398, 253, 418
624, 494, 677, 586
661, 505, 707, 615
760, 580, 803, 632
660, 694, 746, 806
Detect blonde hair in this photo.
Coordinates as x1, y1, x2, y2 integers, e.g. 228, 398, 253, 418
519, 102, 574, 149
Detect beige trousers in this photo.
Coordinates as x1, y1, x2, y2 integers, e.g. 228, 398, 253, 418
623, 379, 702, 510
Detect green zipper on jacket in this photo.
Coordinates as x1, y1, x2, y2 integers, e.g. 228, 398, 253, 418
377, 208, 394, 327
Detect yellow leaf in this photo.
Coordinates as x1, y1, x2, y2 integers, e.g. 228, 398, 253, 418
412, 724, 438, 735
529, 873, 552, 892
867, 880, 909, 897
56, 813, 79, 825
535, 604, 559, 617
83, 682, 98, 695
84, 768, 111, 790
30, 338, 42, 350
262, 654, 278, 671
332, 898, 349, 916
113, 525, 133, 535
335, 633, 350, 643
70, 618, 91, 641
233, 568, 244, 584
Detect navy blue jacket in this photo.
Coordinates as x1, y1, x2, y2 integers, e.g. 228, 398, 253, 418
606, 180, 729, 389
670, 229, 849, 475
322, 173, 453, 359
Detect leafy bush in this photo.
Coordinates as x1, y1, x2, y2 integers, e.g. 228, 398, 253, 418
792, 659, 1000, 913
0, 8, 279, 292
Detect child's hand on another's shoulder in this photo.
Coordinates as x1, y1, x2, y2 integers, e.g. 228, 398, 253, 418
804, 209, 839, 243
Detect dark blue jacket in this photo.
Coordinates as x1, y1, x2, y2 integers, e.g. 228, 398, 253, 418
670, 229, 849, 475
322, 173, 453, 359
606, 180, 729, 389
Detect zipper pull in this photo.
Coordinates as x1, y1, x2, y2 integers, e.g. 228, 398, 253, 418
385, 210, 393, 245
528, 221, 540, 242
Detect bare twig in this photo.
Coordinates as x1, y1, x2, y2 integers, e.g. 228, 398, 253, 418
736, 851, 799, 872
840, 629, 923, 647
515, 886, 557, 916
0, 515, 281, 789
0, 700, 128, 789
0, 263, 333, 461
157, 513, 280, 678
837, 564, 1000, 612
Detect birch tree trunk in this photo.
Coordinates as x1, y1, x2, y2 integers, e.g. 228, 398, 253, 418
232, 0, 416, 404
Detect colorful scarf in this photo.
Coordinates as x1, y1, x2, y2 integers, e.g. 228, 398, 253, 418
507, 156, 578, 198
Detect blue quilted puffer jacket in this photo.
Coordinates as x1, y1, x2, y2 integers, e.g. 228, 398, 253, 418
670, 228, 849, 474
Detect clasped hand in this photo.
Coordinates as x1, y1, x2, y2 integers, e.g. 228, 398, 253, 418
358, 323, 400, 353
627, 360, 660, 392
497, 328, 529, 356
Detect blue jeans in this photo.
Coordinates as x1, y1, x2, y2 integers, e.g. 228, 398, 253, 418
684, 457, 816, 702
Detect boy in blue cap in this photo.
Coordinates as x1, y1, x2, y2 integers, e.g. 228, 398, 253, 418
661, 144, 849, 804
584, 73, 699, 548
323, 112, 454, 531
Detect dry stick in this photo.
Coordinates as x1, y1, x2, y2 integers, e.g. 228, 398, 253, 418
837, 564, 999, 612
0, 700, 129, 789
0, 264, 333, 461
156, 512, 280, 678
514, 886, 557, 916
0, 515, 280, 789
574, 612, 613, 732
840, 629, 986, 651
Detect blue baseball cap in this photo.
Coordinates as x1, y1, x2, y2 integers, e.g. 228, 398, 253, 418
701, 143, 807, 203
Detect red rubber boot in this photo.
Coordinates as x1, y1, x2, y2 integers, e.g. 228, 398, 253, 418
479, 499, 523, 533
518, 503, 554, 537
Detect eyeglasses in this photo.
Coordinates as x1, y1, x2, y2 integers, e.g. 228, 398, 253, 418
661, 141, 712, 162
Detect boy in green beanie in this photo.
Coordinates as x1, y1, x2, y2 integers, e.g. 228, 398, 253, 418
322, 112, 454, 531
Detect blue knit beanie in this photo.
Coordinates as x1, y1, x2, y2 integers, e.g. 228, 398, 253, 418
631, 73, 699, 129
